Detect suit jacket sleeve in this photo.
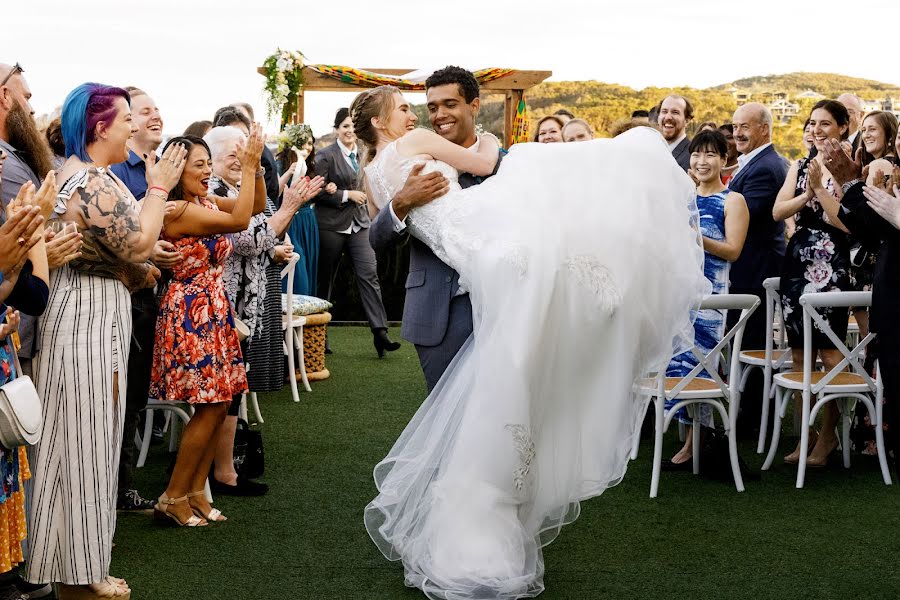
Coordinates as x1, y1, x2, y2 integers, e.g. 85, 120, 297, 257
840, 182, 900, 245
739, 159, 787, 225
311, 149, 346, 209
369, 200, 408, 253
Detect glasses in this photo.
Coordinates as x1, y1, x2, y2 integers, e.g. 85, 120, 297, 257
0, 63, 23, 88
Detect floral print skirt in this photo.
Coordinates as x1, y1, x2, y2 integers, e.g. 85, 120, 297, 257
780, 226, 851, 350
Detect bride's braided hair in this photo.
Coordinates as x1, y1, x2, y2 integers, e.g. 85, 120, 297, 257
350, 85, 399, 166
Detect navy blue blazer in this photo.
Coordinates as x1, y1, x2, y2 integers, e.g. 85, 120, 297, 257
727, 144, 788, 290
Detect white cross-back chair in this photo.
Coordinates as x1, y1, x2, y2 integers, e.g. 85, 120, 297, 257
734, 277, 794, 454
281, 252, 311, 403
635, 293, 760, 498
761, 290, 891, 488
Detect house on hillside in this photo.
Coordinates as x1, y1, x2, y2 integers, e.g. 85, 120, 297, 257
861, 99, 882, 114
883, 97, 900, 119
768, 98, 801, 123
795, 89, 825, 101
727, 86, 752, 106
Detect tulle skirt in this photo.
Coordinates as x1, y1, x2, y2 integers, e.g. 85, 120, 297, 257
365, 128, 709, 599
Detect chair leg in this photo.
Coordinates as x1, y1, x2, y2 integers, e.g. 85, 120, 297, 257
875, 392, 892, 485
631, 396, 650, 461
285, 326, 301, 403
295, 327, 311, 393
239, 392, 249, 422
249, 392, 264, 424
691, 413, 701, 476
840, 399, 851, 469
762, 387, 785, 471
650, 397, 664, 499
136, 408, 153, 468
727, 423, 746, 492
796, 389, 811, 489
757, 367, 773, 454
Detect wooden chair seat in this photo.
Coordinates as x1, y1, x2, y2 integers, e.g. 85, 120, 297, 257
777, 371, 866, 386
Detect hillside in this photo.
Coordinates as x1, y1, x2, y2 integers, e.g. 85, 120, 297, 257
463, 72, 900, 159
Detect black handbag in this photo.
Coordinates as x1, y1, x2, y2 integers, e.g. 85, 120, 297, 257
233, 418, 265, 479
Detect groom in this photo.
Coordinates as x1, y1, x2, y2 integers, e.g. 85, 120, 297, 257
370, 66, 499, 391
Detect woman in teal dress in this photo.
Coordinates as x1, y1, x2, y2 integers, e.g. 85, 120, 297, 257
278, 126, 330, 296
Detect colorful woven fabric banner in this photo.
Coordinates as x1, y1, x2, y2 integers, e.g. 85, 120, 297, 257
512, 96, 529, 145
307, 65, 515, 90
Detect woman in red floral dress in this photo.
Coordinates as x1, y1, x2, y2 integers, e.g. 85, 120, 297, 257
149, 126, 267, 526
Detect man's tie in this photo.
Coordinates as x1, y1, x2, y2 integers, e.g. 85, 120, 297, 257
349, 151, 359, 173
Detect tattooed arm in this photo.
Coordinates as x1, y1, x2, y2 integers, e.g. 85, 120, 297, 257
76, 170, 167, 263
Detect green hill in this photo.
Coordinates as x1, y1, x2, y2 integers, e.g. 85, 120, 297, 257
447, 72, 900, 159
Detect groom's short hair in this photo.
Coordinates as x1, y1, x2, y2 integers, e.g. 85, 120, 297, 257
425, 66, 479, 104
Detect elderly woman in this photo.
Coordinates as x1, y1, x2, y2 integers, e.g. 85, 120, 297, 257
202, 126, 323, 495
25, 83, 186, 600
534, 115, 564, 143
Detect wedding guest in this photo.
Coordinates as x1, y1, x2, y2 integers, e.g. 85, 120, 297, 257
631, 109, 650, 123
183, 120, 212, 138
0, 150, 50, 584
562, 119, 594, 143
823, 139, 900, 473
109, 86, 179, 513
698, 121, 718, 132
229, 102, 280, 204
277, 124, 332, 296
44, 117, 66, 168
666, 130, 749, 466
717, 123, 739, 184
727, 102, 788, 433
535, 116, 564, 143
149, 129, 264, 526
213, 106, 250, 135
314, 107, 399, 357
0, 62, 55, 378
553, 109, 575, 124
773, 99, 853, 466
657, 94, 693, 171
26, 82, 186, 599
837, 93, 863, 155
203, 125, 322, 495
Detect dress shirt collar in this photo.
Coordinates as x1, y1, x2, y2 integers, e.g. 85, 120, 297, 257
667, 134, 686, 152
736, 142, 772, 170
338, 141, 358, 157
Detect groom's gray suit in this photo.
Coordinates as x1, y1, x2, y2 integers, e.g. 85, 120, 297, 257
370, 168, 499, 391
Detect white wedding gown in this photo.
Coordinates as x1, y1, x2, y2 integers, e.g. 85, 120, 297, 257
363, 127, 709, 599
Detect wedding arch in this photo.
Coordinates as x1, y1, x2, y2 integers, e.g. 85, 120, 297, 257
258, 59, 552, 147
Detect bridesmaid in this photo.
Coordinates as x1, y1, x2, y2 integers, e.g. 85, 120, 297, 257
773, 100, 853, 467
665, 130, 749, 466
149, 126, 265, 526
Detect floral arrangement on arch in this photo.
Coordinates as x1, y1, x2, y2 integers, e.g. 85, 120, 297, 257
262, 49, 306, 126
275, 123, 314, 154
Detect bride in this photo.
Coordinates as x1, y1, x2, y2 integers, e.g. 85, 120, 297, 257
357, 85, 708, 599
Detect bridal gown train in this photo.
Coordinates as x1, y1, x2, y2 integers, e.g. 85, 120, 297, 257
363, 127, 709, 599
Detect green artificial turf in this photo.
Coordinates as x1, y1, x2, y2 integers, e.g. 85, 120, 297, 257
116, 327, 900, 600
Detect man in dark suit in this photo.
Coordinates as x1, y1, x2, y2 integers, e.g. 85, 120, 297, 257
657, 94, 693, 171
823, 139, 900, 471
314, 107, 398, 357
728, 102, 789, 431
370, 66, 498, 391
837, 94, 863, 157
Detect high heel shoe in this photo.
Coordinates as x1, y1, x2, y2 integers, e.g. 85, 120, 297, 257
806, 436, 839, 468
186, 490, 227, 522
153, 493, 207, 527
373, 328, 401, 358
784, 431, 819, 465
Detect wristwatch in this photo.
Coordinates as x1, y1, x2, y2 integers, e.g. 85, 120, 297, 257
841, 178, 862, 194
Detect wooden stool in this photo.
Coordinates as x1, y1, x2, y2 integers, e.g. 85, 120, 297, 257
301, 311, 331, 381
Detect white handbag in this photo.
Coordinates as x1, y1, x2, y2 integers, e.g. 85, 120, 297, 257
0, 346, 42, 448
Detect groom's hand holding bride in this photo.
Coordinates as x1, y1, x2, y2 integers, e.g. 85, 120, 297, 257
391, 164, 450, 221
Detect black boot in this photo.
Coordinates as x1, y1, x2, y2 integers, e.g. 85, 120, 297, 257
373, 328, 401, 358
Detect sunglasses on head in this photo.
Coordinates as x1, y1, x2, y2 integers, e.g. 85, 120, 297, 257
0, 63, 23, 88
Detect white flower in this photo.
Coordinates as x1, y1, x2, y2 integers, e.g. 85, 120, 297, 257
276, 57, 289, 71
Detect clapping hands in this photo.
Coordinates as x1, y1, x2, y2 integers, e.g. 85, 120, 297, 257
237, 123, 266, 168
283, 176, 325, 213
863, 183, 900, 230
146, 143, 188, 195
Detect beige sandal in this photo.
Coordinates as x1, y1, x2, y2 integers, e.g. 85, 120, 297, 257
57, 577, 130, 599
187, 490, 227, 522
153, 493, 207, 527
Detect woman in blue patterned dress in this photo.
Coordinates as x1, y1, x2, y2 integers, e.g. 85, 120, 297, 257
666, 130, 749, 467
773, 100, 853, 467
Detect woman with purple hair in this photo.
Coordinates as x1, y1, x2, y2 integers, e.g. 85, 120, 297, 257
23, 83, 186, 600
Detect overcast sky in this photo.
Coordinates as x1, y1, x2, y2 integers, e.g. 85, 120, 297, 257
6, 0, 899, 137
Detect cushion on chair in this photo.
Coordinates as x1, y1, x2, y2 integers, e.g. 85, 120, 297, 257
281, 294, 333, 316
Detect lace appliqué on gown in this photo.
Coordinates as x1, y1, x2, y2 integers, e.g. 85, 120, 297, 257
564, 255, 622, 314
505, 424, 535, 494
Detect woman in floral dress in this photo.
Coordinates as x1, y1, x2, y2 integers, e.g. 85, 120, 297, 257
773, 100, 853, 467
149, 127, 266, 526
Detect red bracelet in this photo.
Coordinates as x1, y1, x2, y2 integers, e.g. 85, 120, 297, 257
148, 186, 169, 196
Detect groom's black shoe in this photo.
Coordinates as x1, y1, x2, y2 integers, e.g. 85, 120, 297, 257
373, 328, 401, 358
